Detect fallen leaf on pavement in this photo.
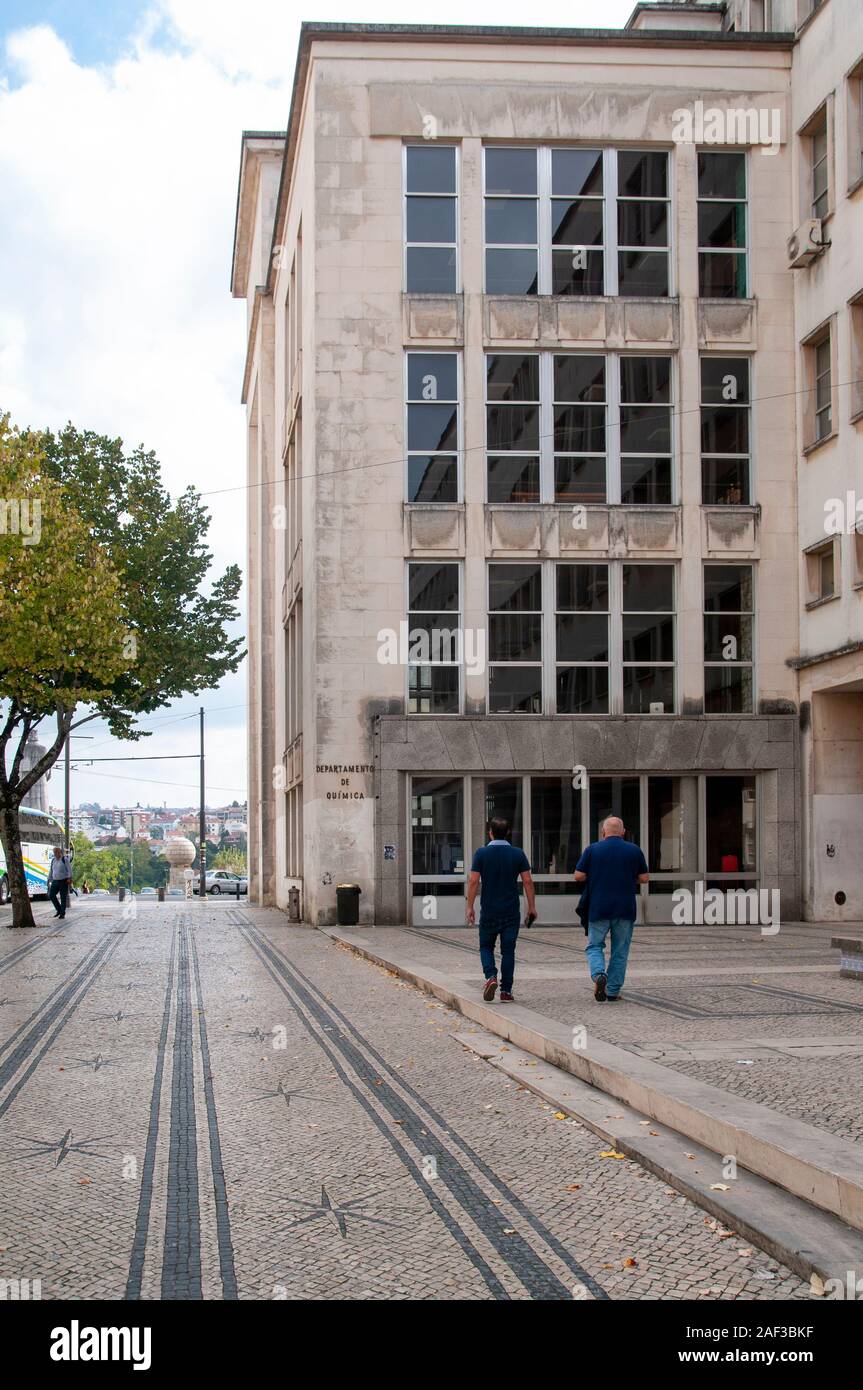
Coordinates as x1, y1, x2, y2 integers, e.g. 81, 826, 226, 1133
623, 1257, 638, 1268
553, 1111, 567, 1120
565, 1184, 581, 1191
599, 1149, 626, 1160
710, 1183, 730, 1192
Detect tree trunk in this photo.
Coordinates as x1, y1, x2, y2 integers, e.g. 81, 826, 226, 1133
0, 802, 37, 929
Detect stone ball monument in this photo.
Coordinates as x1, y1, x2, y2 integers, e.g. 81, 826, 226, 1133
162, 836, 196, 889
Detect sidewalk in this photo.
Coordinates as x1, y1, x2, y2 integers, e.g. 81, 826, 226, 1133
325, 921, 863, 1247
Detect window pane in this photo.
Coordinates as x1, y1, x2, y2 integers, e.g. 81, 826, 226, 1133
554, 355, 606, 401
551, 200, 603, 245
698, 252, 747, 298
620, 405, 671, 453
622, 613, 675, 663
704, 565, 753, 612
702, 457, 749, 505
700, 406, 749, 456
618, 151, 667, 197
406, 196, 456, 244
589, 777, 640, 844
647, 777, 698, 873
407, 354, 458, 400
554, 405, 606, 453
698, 152, 745, 200
489, 564, 542, 612
487, 455, 540, 503
409, 562, 459, 611
704, 614, 753, 661
701, 358, 750, 405
618, 250, 669, 296
618, 201, 668, 247
556, 613, 609, 662
485, 248, 538, 294
620, 456, 672, 504
551, 249, 605, 296
485, 198, 537, 245
408, 456, 458, 503
407, 402, 458, 453
487, 404, 540, 451
489, 614, 542, 661
552, 149, 603, 195
556, 563, 609, 611
622, 665, 674, 714
620, 356, 670, 404
698, 201, 746, 249
705, 775, 756, 871
485, 147, 538, 195
489, 666, 543, 714
531, 777, 583, 873
483, 777, 524, 847
556, 665, 609, 715
409, 665, 460, 715
704, 665, 753, 714
412, 778, 464, 872
554, 456, 607, 502
406, 145, 456, 194
406, 246, 456, 293
622, 564, 674, 611
487, 354, 540, 401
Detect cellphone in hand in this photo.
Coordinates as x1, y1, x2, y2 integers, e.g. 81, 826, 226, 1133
524, 911, 537, 929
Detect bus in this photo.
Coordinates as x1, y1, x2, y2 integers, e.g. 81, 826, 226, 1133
0, 807, 65, 904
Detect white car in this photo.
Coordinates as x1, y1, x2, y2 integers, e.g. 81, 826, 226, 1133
195, 870, 248, 896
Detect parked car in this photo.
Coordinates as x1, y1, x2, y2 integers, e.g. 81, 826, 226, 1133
138, 887, 157, 897
194, 870, 248, 896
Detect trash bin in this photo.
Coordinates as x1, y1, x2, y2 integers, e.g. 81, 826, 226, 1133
157, 886, 165, 902
287, 886, 301, 922
336, 883, 361, 926
118, 886, 125, 902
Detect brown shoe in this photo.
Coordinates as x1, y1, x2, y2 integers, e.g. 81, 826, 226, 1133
500, 990, 514, 1002
483, 976, 498, 1002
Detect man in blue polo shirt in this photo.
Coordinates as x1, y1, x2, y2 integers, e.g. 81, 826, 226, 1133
574, 816, 648, 1002
467, 818, 535, 1003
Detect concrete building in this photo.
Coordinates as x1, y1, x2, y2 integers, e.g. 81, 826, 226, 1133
234, 4, 815, 926
777, 0, 863, 922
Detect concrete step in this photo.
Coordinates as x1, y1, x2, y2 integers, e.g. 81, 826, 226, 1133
454, 1023, 863, 1288
326, 926, 863, 1235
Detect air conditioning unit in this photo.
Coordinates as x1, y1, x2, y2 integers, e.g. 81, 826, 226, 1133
787, 219, 824, 268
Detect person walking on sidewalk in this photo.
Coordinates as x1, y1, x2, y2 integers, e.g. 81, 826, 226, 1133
467, 817, 536, 1003
573, 817, 648, 1002
47, 845, 73, 920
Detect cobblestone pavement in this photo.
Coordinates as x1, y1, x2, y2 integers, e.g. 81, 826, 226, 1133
368, 923, 863, 1146
0, 900, 817, 1301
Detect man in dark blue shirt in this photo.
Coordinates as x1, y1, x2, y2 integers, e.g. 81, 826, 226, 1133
467, 818, 535, 1003
574, 817, 648, 1002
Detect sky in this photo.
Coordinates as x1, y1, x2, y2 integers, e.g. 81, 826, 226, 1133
0, 0, 635, 812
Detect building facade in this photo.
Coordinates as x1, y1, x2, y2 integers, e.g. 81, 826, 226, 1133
233, 4, 830, 927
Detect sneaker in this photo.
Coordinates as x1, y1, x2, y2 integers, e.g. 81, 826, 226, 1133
607, 994, 621, 1002
483, 976, 498, 1002
499, 990, 514, 1002
593, 972, 607, 1002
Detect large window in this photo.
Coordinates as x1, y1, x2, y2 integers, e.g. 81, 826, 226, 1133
483, 146, 670, 297
486, 351, 673, 504
704, 565, 754, 713
407, 562, 461, 714
406, 352, 460, 503
809, 108, 829, 220
621, 564, 675, 714
697, 152, 747, 298
488, 563, 543, 714
405, 145, 458, 293
556, 563, 610, 714
701, 356, 751, 504
411, 777, 464, 875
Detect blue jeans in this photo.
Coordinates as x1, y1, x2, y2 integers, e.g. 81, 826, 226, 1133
479, 916, 520, 992
585, 918, 634, 997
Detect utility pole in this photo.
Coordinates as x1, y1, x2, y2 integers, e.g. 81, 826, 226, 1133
64, 733, 93, 852
199, 706, 206, 900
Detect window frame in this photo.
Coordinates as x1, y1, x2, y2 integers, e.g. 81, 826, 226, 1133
486, 561, 545, 716
405, 559, 464, 716
404, 348, 463, 504
804, 537, 840, 607
696, 149, 749, 299
703, 562, 757, 715
403, 142, 460, 295
700, 353, 754, 505
481, 144, 674, 298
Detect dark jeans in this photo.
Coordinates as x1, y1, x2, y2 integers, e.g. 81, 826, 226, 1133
49, 880, 69, 918
479, 916, 520, 991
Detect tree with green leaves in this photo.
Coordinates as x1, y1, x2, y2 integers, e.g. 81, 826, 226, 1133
1, 418, 243, 928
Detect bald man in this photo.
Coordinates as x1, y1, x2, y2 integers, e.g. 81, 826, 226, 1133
573, 817, 648, 1002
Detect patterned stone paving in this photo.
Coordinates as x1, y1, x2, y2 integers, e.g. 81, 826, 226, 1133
0, 900, 814, 1300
